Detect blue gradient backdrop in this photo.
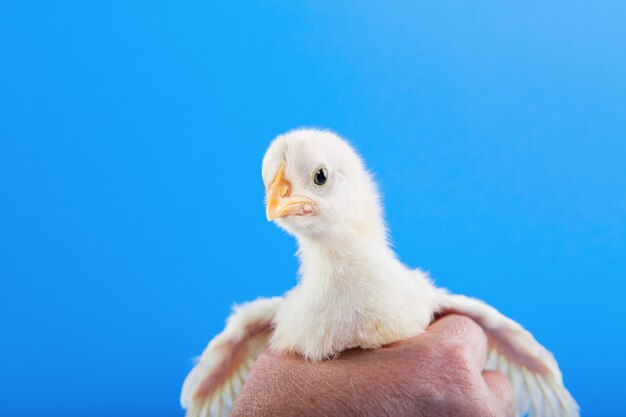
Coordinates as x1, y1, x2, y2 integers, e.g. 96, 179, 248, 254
1, 1, 625, 416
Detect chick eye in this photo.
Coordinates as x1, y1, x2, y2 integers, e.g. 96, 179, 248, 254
313, 166, 328, 186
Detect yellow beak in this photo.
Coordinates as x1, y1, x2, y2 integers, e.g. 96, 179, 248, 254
266, 161, 315, 221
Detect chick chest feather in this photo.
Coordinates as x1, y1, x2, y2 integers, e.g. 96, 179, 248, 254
270, 237, 439, 361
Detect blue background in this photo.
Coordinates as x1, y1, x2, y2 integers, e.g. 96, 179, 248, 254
1, 1, 624, 416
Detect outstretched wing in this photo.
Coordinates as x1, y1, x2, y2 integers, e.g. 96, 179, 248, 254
442, 294, 579, 417
181, 297, 283, 417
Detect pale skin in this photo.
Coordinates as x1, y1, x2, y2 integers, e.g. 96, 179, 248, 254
231, 315, 515, 417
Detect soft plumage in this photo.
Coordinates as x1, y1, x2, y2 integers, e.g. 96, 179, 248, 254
181, 129, 579, 417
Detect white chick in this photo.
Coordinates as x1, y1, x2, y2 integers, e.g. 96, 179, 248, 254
181, 129, 579, 417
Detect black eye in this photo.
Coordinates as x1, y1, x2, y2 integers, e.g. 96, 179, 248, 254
313, 167, 328, 186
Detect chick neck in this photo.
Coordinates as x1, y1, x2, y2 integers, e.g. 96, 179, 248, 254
294, 216, 404, 289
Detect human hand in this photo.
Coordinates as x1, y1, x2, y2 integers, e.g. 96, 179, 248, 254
231, 314, 514, 417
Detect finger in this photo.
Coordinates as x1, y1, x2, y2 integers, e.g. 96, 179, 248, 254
483, 370, 515, 417
426, 314, 489, 370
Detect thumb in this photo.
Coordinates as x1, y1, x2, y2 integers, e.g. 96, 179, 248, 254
482, 370, 515, 417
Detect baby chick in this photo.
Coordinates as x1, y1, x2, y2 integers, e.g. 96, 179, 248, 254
181, 129, 578, 417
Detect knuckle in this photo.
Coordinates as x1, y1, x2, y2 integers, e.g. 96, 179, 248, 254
433, 349, 478, 391
473, 404, 499, 417
444, 315, 482, 344
412, 344, 476, 386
